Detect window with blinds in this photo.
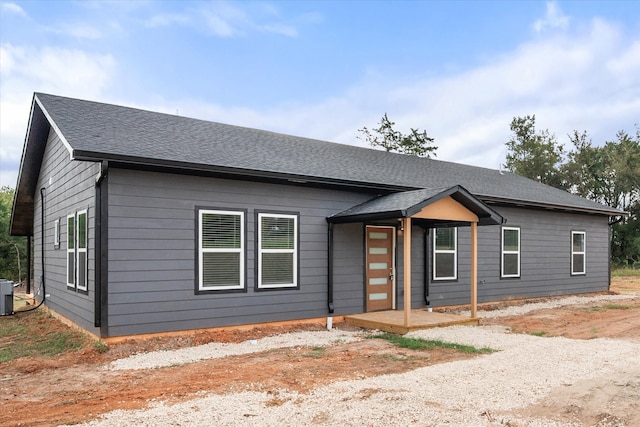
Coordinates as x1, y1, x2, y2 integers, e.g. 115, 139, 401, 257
258, 213, 298, 289
198, 209, 245, 291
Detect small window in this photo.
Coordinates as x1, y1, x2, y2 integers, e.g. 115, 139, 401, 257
198, 209, 245, 291
433, 227, 457, 280
258, 213, 298, 289
67, 214, 75, 287
501, 227, 520, 278
54, 219, 60, 248
571, 231, 586, 275
76, 210, 88, 291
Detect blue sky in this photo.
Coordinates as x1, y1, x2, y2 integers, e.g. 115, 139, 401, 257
1, 0, 639, 187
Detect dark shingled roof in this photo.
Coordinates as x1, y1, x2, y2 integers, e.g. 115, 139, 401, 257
10, 93, 623, 235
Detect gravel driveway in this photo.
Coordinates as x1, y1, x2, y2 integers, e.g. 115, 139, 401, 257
67, 294, 640, 426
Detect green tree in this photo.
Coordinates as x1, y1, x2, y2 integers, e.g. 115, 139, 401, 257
562, 129, 640, 267
505, 115, 566, 189
358, 113, 437, 157
0, 186, 28, 282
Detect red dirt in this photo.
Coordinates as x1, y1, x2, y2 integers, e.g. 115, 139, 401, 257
1, 276, 639, 426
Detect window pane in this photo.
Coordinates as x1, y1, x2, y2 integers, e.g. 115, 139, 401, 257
503, 229, 519, 251
67, 216, 75, 249
261, 216, 294, 249
202, 213, 241, 249
67, 252, 75, 285
78, 212, 87, 249
573, 254, 585, 274
202, 252, 240, 287
503, 254, 519, 276
261, 253, 294, 285
435, 228, 455, 250
435, 253, 455, 278
78, 252, 86, 288
573, 233, 584, 252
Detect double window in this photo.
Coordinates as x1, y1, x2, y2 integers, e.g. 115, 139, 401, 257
197, 209, 299, 291
501, 227, 521, 278
571, 231, 586, 275
433, 227, 457, 280
67, 210, 87, 292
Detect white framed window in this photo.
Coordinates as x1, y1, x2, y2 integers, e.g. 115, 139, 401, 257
54, 218, 60, 248
571, 231, 586, 275
66, 214, 75, 288
198, 209, 245, 291
76, 210, 88, 292
501, 227, 520, 278
433, 227, 457, 280
67, 211, 88, 291
258, 212, 298, 289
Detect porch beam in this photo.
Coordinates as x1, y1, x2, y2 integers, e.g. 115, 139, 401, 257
470, 221, 478, 318
403, 217, 412, 327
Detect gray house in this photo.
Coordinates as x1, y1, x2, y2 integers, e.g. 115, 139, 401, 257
11, 93, 622, 338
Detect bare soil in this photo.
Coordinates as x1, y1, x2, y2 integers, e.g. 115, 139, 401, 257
1, 277, 639, 427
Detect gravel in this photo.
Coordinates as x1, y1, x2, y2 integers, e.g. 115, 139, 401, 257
70, 294, 640, 426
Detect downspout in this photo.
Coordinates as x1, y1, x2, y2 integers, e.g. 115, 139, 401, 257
424, 228, 430, 307
327, 222, 334, 313
19, 188, 47, 313
26, 236, 31, 295
94, 161, 108, 328
607, 215, 624, 292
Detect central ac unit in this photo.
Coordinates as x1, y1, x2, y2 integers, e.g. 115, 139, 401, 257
0, 280, 14, 316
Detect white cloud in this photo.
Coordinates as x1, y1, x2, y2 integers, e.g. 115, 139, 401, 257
533, 1, 570, 33
148, 2, 301, 38
0, 43, 116, 187
170, 16, 639, 173
2, 2, 27, 17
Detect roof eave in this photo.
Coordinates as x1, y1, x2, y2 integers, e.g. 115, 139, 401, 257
478, 195, 626, 217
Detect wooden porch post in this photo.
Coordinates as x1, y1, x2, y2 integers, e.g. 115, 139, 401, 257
403, 217, 412, 327
470, 221, 478, 318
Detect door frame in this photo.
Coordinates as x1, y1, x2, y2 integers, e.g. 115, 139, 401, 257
364, 225, 396, 312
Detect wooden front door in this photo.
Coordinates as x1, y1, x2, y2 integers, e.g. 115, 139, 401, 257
366, 226, 394, 311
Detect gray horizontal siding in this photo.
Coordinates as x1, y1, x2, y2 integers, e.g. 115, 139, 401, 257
426, 206, 611, 307
106, 168, 371, 336
34, 129, 99, 335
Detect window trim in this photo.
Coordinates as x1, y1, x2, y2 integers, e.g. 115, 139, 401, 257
256, 211, 299, 290
66, 214, 75, 288
501, 226, 521, 278
54, 218, 60, 249
433, 227, 457, 281
571, 230, 586, 276
76, 209, 88, 292
196, 208, 246, 293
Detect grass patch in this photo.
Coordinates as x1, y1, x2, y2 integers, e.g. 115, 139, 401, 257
611, 268, 640, 277
530, 331, 548, 337
0, 308, 89, 364
582, 303, 633, 313
369, 332, 495, 354
303, 346, 326, 358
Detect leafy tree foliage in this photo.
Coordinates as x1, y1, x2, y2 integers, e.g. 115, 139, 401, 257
504, 115, 566, 189
505, 115, 640, 268
563, 130, 640, 267
0, 186, 28, 282
358, 113, 437, 158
